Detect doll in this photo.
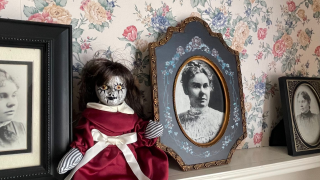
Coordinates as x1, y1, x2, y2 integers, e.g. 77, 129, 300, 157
57, 59, 168, 180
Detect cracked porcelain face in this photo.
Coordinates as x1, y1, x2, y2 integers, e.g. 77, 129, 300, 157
95, 76, 127, 106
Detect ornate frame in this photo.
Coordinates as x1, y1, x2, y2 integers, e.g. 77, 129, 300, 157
279, 77, 320, 156
0, 18, 72, 179
149, 17, 246, 171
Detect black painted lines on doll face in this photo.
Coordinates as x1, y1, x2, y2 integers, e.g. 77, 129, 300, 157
95, 76, 127, 106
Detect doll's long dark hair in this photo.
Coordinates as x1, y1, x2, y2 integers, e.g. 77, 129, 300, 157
78, 58, 145, 119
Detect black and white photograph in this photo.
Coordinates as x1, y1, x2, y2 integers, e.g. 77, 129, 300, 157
174, 59, 225, 144
0, 61, 32, 154
293, 84, 320, 145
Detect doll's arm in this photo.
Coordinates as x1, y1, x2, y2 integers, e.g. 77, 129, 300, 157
145, 120, 164, 139
57, 148, 83, 174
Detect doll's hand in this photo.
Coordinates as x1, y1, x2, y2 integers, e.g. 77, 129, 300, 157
57, 148, 83, 174
145, 120, 164, 139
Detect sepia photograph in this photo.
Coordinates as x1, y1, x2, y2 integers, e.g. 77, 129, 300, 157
293, 84, 320, 145
175, 59, 225, 144
0, 61, 31, 154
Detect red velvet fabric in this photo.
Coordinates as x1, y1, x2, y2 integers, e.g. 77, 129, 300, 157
70, 108, 168, 180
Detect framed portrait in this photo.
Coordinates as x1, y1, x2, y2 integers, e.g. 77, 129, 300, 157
0, 19, 72, 179
279, 77, 320, 156
149, 17, 246, 171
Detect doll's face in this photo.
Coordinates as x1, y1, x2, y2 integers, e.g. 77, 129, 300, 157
95, 76, 127, 106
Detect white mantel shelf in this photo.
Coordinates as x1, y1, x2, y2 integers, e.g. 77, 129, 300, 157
168, 146, 320, 180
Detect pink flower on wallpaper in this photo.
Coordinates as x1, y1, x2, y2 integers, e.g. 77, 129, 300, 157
261, 73, 267, 82
80, 0, 90, 11
28, 12, 55, 23
242, 49, 247, 55
257, 28, 267, 40
162, 4, 169, 16
315, 46, 320, 57
106, 10, 112, 20
225, 28, 230, 38
272, 39, 286, 58
286, 1, 296, 12
122, 25, 137, 42
81, 43, 91, 50
0, 0, 8, 11
253, 132, 263, 145
256, 51, 263, 60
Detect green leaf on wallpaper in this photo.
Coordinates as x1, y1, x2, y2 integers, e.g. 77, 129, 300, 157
244, 0, 252, 9
199, 0, 206, 7
70, 19, 79, 29
256, 107, 263, 113
232, 16, 242, 27
166, 12, 174, 20
273, 31, 284, 42
147, 27, 155, 33
169, 19, 178, 26
23, 6, 39, 17
305, 28, 312, 38
244, 35, 252, 46
221, 27, 227, 35
314, 12, 320, 18
98, 0, 108, 8
88, 23, 95, 29
300, 45, 308, 51
224, 39, 232, 47
258, 100, 264, 106
34, 0, 48, 11
125, 43, 131, 50
242, 142, 249, 149
54, 0, 67, 7
285, 27, 292, 35
137, 30, 143, 39
197, 8, 203, 13
261, 15, 266, 22
130, 46, 137, 55
190, 0, 200, 8
72, 28, 84, 39
156, 8, 162, 17
102, 22, 109, 28
72, 41, 81, 53
309, 0, 313, 5
260, 0, 267, 7
118, 37, 130, 41
94, 24, 104, 32
305, 2, 310, 8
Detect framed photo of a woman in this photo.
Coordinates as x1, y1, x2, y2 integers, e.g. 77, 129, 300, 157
0, 61, 32, 155
279, 77, 320, 156
0, 18, 72, 179
149, 17, 246, 171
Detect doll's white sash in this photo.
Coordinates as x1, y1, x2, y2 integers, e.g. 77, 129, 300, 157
65, 129, 150, 180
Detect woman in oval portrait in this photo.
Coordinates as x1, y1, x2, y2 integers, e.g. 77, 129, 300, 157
0, 68, 26, 151
178, 60, 224, 144
295, 89, 320, 145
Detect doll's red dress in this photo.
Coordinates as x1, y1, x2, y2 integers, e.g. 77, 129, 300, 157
70, 103, 168, 180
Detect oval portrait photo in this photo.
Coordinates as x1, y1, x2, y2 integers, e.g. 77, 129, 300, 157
293, 84, 320, 145
174, 56, 229, 146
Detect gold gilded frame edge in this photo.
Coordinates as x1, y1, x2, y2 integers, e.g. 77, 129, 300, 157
149, 17, 247, 171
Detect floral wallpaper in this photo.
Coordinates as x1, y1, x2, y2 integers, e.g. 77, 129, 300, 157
0, 0, 319, 149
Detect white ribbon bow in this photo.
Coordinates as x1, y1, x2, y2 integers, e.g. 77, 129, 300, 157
65, 129, 150, 180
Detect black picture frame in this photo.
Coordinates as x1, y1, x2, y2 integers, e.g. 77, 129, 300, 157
149, 17, 246, 171
279, 77, 320, 156
0, 18, 72, 179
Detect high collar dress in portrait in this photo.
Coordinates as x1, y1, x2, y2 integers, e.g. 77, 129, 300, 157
70, 102, 168, 180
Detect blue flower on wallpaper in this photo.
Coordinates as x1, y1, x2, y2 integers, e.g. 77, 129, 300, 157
107, 0, 116, 8
151, 16, 170, 33
245, 8, 251, 17
212, 12, 227, 29
266, 19, 272, 26
226, 0, 232, 6
285, 19, 293, 29
255, 82, 266, 96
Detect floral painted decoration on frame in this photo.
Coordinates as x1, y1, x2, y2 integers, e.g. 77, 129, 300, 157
161, 36, 240, 158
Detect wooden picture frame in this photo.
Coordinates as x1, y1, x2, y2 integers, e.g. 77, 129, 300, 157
0, 18, 72, 179
149, 17, 246, 171
279, 77, 320, 156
